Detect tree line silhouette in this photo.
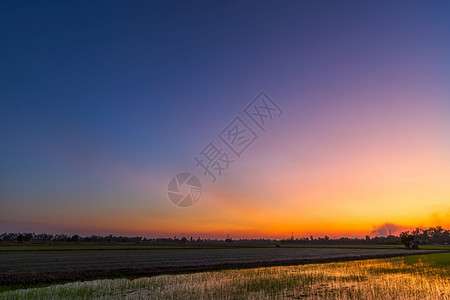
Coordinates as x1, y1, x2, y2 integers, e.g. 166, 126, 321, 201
1, 226, 448, 246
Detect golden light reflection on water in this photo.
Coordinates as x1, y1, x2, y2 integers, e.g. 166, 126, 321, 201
2, 255, 449, 299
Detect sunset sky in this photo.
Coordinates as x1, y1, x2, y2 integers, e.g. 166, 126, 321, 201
1, 1, 450, 239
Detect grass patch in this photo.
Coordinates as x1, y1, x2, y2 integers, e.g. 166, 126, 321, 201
404, 252, 450, 267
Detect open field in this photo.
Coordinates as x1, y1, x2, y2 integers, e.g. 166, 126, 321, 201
0, 245, 445, 290
1, 243, 449, 251
1, 252, 449, 299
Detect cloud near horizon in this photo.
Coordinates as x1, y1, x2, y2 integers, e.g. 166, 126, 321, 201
370, 223, 406, 237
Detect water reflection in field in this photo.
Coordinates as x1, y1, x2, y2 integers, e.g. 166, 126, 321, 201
2, 254, 449, 299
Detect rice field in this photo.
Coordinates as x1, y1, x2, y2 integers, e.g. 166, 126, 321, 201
2, 247, 438, 287
1, 253, 448, 299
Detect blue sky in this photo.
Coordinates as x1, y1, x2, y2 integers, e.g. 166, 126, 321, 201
1, 1, 450, 237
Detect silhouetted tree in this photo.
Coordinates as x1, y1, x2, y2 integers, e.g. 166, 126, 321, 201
23, 233, 33, 242
400, 231, 417, 248
17, 234, 24, 244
